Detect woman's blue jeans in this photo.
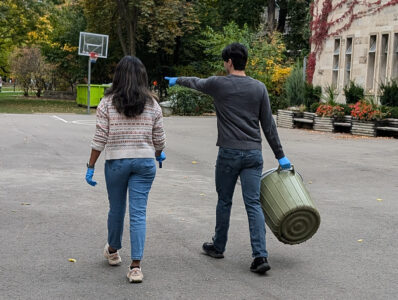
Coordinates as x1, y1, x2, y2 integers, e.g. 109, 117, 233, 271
213, 147, 268, 258
104, 158, 156, 260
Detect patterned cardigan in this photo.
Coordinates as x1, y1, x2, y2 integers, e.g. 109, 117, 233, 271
91, 95, 166, 160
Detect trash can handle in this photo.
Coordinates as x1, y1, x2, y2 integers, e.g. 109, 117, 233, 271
277, 164, 295, 174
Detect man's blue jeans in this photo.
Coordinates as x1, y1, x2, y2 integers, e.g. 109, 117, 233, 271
104, 158, 156, 260
213, 147, 268, 258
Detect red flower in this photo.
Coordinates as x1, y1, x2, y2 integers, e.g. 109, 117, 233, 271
153, 80, 158, 86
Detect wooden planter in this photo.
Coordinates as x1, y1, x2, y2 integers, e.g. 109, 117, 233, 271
277, 110, 294, 129
313, 116, 334, 132
351, 120, 376, 137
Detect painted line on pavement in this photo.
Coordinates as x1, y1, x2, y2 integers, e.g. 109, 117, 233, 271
71, 120, 96, 126
52, 115, 68, 123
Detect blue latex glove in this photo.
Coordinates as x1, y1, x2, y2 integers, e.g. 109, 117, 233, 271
156, 151, 166, 168
164, 77, 178, 87
278, 156, 291, 170
85, 167, 97, 186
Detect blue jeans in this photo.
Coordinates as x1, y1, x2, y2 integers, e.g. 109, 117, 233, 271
213, 147, 268, 258
104, 158, 156, 260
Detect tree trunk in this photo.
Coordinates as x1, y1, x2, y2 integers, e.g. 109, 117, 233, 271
116, 18, 128, 56
277, 0, 288, 33
267, 0, 276, 33
128, 6, 137, 56
116, 0, 137, 56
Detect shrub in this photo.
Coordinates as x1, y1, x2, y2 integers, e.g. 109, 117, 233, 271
343, 81, 364, 104
246, 32, 291, 100
310, 102, 321, 113
322, 84, 337, 105
380, 80, 398, 107
340, 104, 352, 115
270, 95, 289, 114
284, 63, 305, 106
389, 107, 398, 119
304, 83, 322, 107
167, 86, 214, 116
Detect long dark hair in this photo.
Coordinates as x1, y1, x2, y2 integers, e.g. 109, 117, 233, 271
106, 56, 153, 118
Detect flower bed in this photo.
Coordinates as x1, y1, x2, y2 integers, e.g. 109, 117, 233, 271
349, 101, 384, 136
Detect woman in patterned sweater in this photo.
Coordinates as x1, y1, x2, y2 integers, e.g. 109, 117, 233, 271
85, 56, 166, 283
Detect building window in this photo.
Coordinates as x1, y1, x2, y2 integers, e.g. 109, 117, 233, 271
332, 38, 341, 89
366, 35, 377, 92
392, 33, 398, 80
378, 34, 389, 85
344, 37, 353, 87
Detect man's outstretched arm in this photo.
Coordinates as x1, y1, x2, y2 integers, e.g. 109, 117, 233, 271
165, 76, 216, 96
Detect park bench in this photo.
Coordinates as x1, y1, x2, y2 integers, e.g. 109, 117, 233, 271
293, 112, 315, 129
376, 118, 398, 137
333, 115, 352, 133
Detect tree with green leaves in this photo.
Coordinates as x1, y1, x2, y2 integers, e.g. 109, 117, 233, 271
284, 0, 311, 58
0, 0, 40, 74
83, 0, 199, 57
41, 3, 87, 90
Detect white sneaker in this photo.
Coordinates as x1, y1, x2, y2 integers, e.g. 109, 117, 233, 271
103, 243, 122, 265
127, 267, 143, 283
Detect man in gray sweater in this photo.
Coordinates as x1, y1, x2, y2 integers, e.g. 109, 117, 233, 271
165, 43, 291, 274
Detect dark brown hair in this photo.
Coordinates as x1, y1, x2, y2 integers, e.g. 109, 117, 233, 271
106, 55, 153, 117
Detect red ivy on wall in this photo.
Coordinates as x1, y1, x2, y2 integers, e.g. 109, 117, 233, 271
307, 0, 398, 83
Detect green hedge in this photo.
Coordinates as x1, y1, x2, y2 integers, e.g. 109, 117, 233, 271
167, 86, 214, 116
388, 107, 398, 119
304, 83, 322, 107
380, 80, 398, 107
343, 81, 364, 104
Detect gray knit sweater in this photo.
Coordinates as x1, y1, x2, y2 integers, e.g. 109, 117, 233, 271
177, 75, 285, 159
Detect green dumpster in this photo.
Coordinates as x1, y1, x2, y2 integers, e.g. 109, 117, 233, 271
260, 166, 320, 245
76, 84, 111, 107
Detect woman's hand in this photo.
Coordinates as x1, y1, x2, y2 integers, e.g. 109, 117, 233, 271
85, 166, 97, 186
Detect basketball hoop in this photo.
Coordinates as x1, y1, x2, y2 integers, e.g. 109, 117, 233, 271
89, 52, 98, 63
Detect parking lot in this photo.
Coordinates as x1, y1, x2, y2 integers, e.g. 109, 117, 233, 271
0, 113, 397, 299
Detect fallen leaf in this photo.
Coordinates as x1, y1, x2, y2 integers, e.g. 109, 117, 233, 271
192, 161, 198, 164
68, 258, 76, 262
308, 181, 313, 184
200, 193, 205, 196
376, 198, 383, 202
21, 202, 31, 206
357, 239, 363, 242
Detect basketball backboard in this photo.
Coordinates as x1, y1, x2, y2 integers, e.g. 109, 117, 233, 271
79, 32, 109, 58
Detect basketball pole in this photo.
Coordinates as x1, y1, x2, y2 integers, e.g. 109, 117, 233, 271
87, 57, 91, 114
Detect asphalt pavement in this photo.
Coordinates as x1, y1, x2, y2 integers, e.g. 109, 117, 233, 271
0, 113, 397, 299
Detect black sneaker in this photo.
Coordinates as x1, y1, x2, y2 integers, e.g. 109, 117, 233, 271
202, 242, 224, 258
250, 257, 271, 274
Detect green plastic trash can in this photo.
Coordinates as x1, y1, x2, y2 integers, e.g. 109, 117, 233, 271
260, 166, 320, 245
76, 84, 111, 107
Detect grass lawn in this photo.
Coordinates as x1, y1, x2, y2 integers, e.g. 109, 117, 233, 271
0, 92, 90, 114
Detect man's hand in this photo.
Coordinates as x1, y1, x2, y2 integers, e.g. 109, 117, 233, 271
164, 77, 178, 87
85, 167, 97, 186
156, 151, 166, 168
278, 156, 291, 170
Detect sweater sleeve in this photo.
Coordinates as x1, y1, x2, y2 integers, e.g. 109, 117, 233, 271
152, 102, 166, 151
91, 99, 109, 151
259, 87, 285, 159
176, 76, 217, 97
